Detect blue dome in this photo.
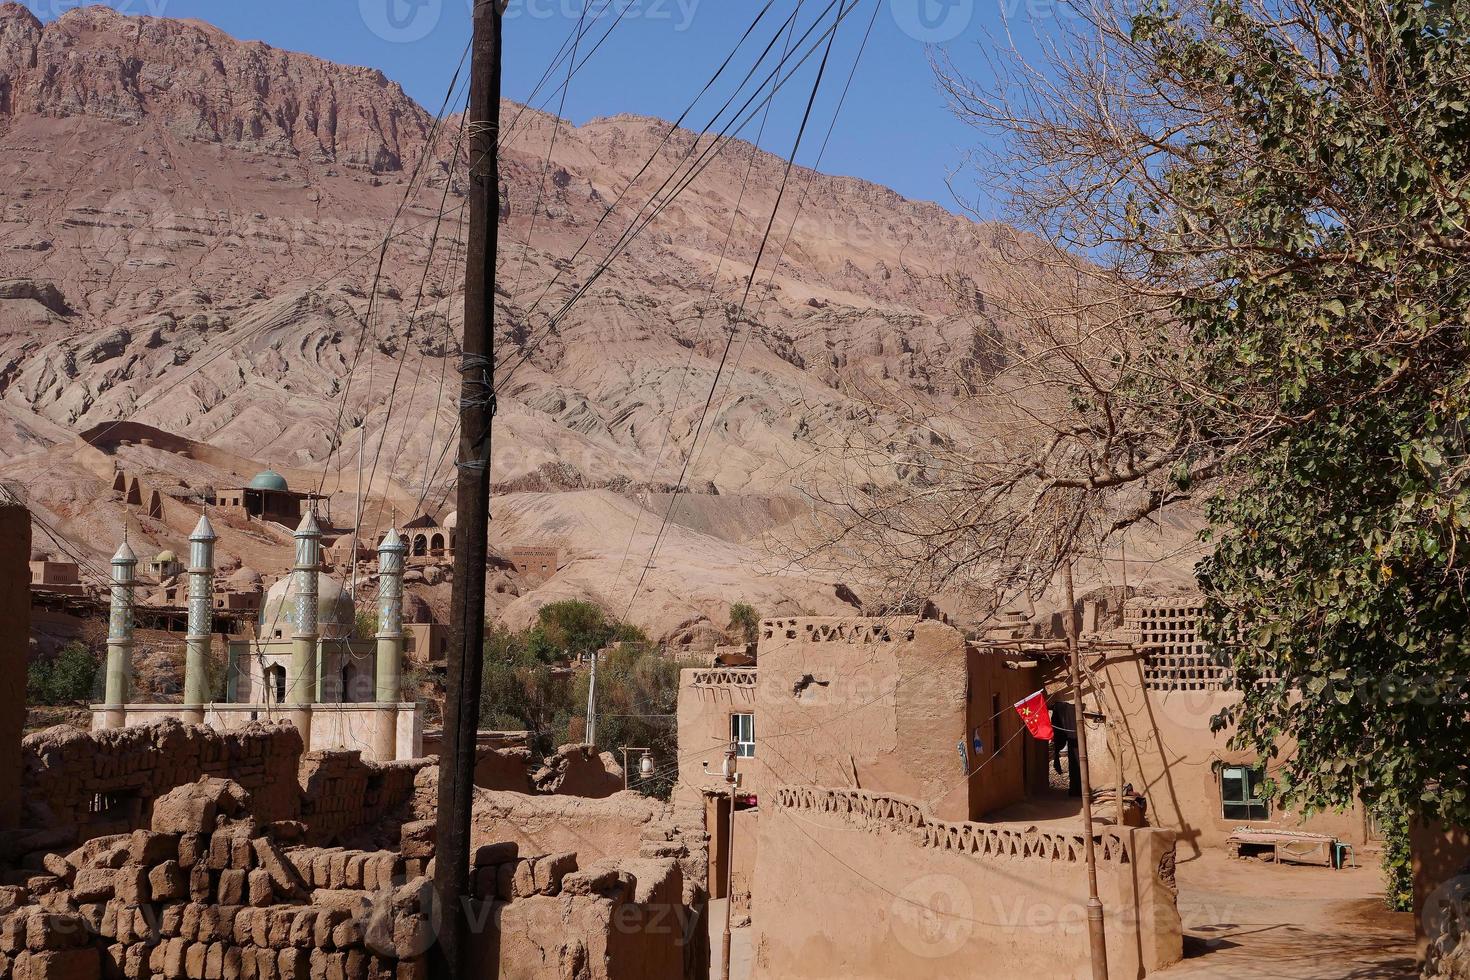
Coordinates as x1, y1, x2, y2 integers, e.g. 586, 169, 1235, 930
248, 470, 289, 492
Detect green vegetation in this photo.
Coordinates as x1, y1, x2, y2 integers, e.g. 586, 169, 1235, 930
27, 641, 100, 706
1124, 0, 1470, 826
727, 602, 760, 645
1376, 808, 1414, 912
479, 601, 692, 797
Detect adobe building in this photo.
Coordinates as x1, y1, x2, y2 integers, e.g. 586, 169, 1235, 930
29, 555, 83, 595
380, 512, 456, 559
673, 615, 1184, 978
508, 544, 559, 581
677, 616, 1058, 923
91, 513, 423, 762
1079, 596, 1378, 861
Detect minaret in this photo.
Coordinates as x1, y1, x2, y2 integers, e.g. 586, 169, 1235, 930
102, 536, 137, 730
182, 513, 217, 725
290, 509, 322, 749
374, 527, 408, 761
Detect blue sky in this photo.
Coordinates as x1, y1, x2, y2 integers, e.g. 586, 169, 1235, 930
23, 0, 1065, 215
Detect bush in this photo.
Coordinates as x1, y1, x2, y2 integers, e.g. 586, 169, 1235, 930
28, 642, 100, 706
728, 602, 760, 645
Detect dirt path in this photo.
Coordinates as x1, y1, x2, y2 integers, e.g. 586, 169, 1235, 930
1161, 853, 1417, 979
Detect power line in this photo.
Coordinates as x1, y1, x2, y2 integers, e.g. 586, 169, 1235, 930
495, 0, 863, 398
620, 0, 856, 625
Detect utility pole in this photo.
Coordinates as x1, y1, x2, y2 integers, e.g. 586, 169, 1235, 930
431, 1, 501, 976
585, 650, 598, 747
1064, 560, 1110, 980
721, 742, 740, 980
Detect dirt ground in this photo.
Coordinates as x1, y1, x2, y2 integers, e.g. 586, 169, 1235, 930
1160, 852, 1417, 978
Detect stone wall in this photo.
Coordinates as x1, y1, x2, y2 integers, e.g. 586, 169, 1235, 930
20, 722, 303, 842
751, 786, 1181, 980
0, 501, 28, 830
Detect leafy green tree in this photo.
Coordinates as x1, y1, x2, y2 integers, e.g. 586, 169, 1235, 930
525, 600, 616, 662
28, 642, 100, 705
933, 0, 1470, 828
1133, 0, 1470, 826
727, 602, 760, 645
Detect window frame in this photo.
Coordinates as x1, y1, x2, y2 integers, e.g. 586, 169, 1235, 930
730, 711, 755, 758
1220, 764, 1270, 821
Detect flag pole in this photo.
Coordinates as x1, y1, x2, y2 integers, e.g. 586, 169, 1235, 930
1064, 559, 1110, 980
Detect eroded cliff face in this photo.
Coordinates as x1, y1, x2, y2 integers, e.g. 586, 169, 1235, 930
0, 5, 1165, 636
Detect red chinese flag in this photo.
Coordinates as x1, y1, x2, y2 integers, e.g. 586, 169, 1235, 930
1014, 691, 1054, 741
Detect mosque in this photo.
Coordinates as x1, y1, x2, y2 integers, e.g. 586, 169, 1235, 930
90, 507, 425, 762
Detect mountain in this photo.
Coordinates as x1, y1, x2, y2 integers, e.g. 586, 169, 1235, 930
0, 4, 1198, 641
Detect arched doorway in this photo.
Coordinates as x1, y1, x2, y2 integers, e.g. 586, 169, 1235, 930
413, 534, 428, 557
430, 533, 445, 555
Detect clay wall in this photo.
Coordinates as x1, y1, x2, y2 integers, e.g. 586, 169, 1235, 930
676, 668, 762, 807
92, 704, 425, 764
297, 752, 429, 847
751, 786, 1181, 980
1085, 646, 1373, 858
1, 502, 28, 830
467, 790, 664, 866
20, 721, 303, 841
753, 617, 990, 822
468, 852, 706, 979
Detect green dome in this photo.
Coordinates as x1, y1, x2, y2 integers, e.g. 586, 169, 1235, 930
248, 470, 289, 492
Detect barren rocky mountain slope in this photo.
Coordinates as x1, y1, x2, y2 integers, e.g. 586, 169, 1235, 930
0, 4, 1197, 639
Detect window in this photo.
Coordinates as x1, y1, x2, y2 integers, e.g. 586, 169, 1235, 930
267, 664, 287, 704
1220, 765, 1269, 821
730, 713, 755, 758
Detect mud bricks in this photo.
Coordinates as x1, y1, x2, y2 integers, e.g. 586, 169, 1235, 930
20, 721, 302, 839
0, 781, 428, 980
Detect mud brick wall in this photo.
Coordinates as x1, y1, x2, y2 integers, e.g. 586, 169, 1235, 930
297, 753, 428, 847
20, 721, 303, 841
0, 780, 432, 980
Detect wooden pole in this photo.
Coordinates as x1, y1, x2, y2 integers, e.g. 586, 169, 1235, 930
1064, 560, 1110, 980
431, 2, 501, 976
722, 743, 738, 980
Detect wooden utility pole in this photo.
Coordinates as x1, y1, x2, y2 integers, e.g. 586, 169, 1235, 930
721, 743, 739, 980
431, 1, 501, 977
1063, 560, 1111, 980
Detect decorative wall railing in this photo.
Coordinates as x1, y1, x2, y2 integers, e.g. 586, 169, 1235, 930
761, 617, 918, 645
772, 785, 1132, 865
690, 667, 758, 689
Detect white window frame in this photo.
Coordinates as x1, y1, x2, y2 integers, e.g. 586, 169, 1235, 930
730, 712, 755, 758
